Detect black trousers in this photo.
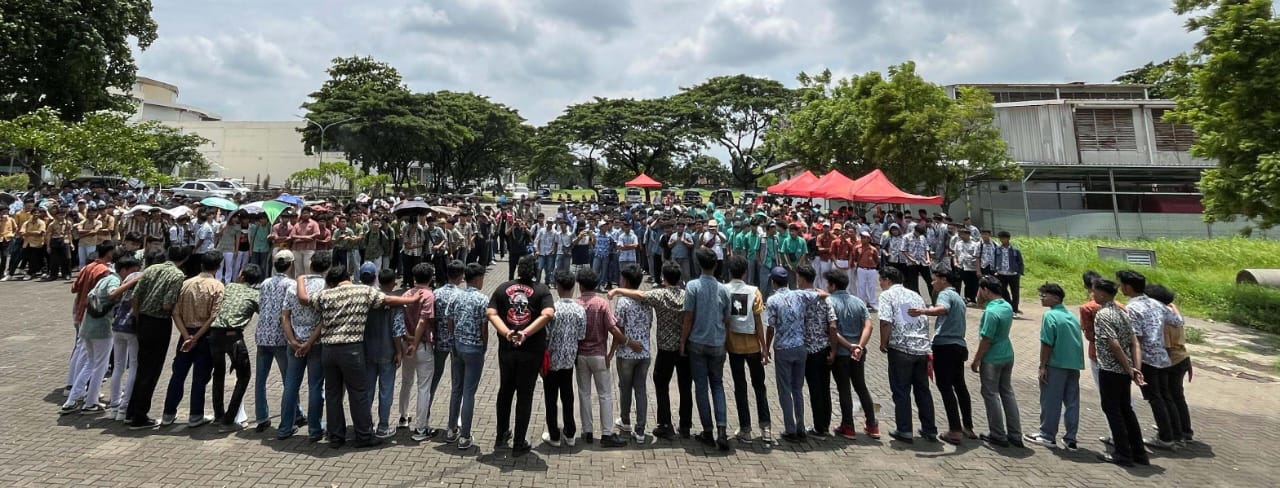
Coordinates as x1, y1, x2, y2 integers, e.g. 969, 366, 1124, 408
907, 264, 934, 299
433, 253, 448, 286
653, 349, 693, 432
210, 329, 252, 424
1140, 362, 1182, 443
126, 314, 173, 421
832, 353, 877, 428
400, 253, 422, 287
1167, 358, 1194, 440
804, 348, 833, 433
497, 347, 541, 443
48, 239, 71, 278
23, 246, 45, 277
508, 252, 528, 281
543, 368, 576, 441
322, 342, 374, 443
960, 270, 979, 303
728, 351, 771, 431
1099, 370, 1148, 463
932, 343, 974, 432
997, 274, 1021, 312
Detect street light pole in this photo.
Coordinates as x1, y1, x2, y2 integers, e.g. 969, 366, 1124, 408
298, 115, 358, 165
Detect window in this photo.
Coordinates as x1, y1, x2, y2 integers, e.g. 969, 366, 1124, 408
1151, 109, 1196, 152
1075, 109, 1137, 150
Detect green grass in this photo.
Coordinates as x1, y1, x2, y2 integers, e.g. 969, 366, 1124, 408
1184, 326, 1205, 344
1020, 237, 1280, 333
546, 188, 745, 202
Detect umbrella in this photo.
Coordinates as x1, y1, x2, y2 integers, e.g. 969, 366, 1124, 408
431, 205, 460, 216
262, 200, 290, 223
0, 193, 14, 206
201, 197, 239, 211
124, 204, 155, 216
275, 194, 304, 206
239, 201, 267, 214
163, 206, 193, 219
392, 200, 432, 217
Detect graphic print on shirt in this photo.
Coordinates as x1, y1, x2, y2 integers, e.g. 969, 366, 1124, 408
731, 292, 749, 318
505, 283, 534, 326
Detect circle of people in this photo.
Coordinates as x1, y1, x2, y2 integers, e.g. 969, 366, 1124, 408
37, 191, 1191, 466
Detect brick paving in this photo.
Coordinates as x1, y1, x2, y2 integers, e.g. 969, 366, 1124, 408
2, 260, 1278, 487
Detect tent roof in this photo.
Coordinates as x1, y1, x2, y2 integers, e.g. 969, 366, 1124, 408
624, 173, 663, 188
766, 171, 818, 195
795, 170, 854, 198
827, 169, 944, 204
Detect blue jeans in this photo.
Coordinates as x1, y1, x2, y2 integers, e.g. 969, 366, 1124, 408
366, 360, 397, 431
591, 254, 608, 284
756, 262, 774, 297
1037, 366, 1080, 443
608, 254, 620, 284
254, 345, 301, 425
538, 254, 556, 284
280, 344, 325, 438
162, 328, 212, 418
448, 346, 486, 438
773, 347, 807, 434
887, 349, 937, 437
686, 341, 727, 432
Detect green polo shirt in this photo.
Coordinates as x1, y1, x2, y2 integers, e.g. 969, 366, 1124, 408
979, 298, 1015, 365
1041, 303, 1085, 370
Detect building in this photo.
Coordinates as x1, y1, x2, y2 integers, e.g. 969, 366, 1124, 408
946, 82, 1272, 239
128, 77, 221, 122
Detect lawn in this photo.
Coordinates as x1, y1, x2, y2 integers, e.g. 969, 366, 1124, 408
1019, 237, 1280, 333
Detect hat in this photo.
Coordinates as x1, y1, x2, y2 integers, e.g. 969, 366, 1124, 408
358, 262, 378, 282
770, 266, 789, 282
860, 231, 871, 237
273, 249, 295, 263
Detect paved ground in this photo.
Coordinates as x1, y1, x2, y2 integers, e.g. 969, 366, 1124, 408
2, 258, 1278, 487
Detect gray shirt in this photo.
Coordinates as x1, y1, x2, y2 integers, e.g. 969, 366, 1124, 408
932, 287, 967, 347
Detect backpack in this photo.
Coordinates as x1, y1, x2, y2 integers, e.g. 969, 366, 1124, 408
85, 279, 114, 319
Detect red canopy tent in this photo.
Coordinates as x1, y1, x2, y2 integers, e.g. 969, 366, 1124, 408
766, 170, 818, 195
624, 173, 663, 188
794, 170, 855, 198
822, 169, 943, 204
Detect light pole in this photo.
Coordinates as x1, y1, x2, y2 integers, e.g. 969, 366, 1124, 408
298, 115, 358, 165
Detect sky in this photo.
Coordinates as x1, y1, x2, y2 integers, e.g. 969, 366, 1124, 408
134, 0, 1200, 125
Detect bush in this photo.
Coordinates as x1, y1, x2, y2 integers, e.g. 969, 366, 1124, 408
0, 173, 29, 191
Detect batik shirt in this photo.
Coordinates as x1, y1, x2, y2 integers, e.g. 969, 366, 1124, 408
212, 282, 260, 329
1094, 301, 1136, 374
446, 286, 489, 350
431, 284, 458, 352
1125, 294, 1183, 368
312, 284, 386, 345
799, 290, 832, 353
549, 298, 587, 370
877, 284, 931, 355
764, 289, 805, 350
255, 273, 291, 347
644, 287, 686, 352
285, 276, 326, 342
615, 296, 652, 360
905, 234, 929, 265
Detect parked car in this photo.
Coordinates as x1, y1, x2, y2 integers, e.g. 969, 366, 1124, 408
536, 187, 552, 200
599, 188, 619, 204
197, 179, 250, 199
459, 185, 480, 197
173, 180, 236, 200
710, 189, 734, 207
624, 187, 644, 203
740, 190, 759, 206
510, 184, 530, 200
681, 189, 703, 206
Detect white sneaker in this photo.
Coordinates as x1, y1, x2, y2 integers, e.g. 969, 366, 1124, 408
633, 431, 646, 444
541, 431, 561, 447
615, 418, 632, 433
115, 410, 129, 422
733, 429, 754, 444
761, 427, 775, 444
188, 415, 214, 428
1024, 433, 1057, 448
564, 434, 576, 447
106, 406, 118, 418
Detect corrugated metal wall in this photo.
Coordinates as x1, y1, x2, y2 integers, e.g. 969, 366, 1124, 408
994, 105, 1078, 164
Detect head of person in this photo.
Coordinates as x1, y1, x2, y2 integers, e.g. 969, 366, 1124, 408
358, 262, 379, 285
299, 207, 312, 221
1146, 284, 1175, 306
1092, 278, 1119, 303
200, 250, 223, 273
977, 275, 1003, 303
824, 268, 849, 292
660, 261, 682, 286
1038, 282, 1065, 307
794, 263, 817, 288
619, 263, 643, 289
959, 228, 971, 240
932, 267, 961, 292
889, 224, 901, 236
694, 247, 717, 273
997, 230, 1011, 245
980, 229, 992, 241
878, 266, 903, 291
1082, 270, 1102, 293
727, 255, 748, 281
445, 259, 466, 282
114, 254, 142, 276
273, 249, 294, 274
93, 240, 117, 263
143, 248, 166, 267
412, 262, 434, 286
516, 254, 538, 282
324, 265, 348, 287
464, 263, 485, 288
239, 263, 265, 286
167, 245, 192, 265
378, 268, 398, 289
769, 266, 789, 288
1115, 269, 1146, 297
310, 250, 333, 274
575, 266, 600, 291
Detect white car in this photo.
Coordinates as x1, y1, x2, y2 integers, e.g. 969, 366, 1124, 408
198, 179, 250, 199
625, 187, 644, 203
510, 184, 530, 199
172, 181, 235, 200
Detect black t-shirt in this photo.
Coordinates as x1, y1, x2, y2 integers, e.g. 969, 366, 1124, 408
488, 279, 553, 352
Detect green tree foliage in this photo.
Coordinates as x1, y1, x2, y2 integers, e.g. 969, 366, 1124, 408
523, 127, 579, 189
678, 75, 795, 188
1114, 53, 1201, 99
1168, 0, 1280, 230
148, 125, 211, 177
671, 154, 732, 188
426, 91, 529, 192
0, 108, 175, 186
549, 97, 703, 185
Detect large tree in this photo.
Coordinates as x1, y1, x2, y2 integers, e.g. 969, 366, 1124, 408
678, 75, 795, 188
1171, 0, 1280, 230
148, 125, 211, 178
556, 97, 702, 183
0, 108, 171, 185
426, 91, 529, 192
544, 101, 611, 189
1114, 53, 1200, 99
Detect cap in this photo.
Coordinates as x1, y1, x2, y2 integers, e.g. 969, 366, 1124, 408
273, 249, 295, 263
770, 266, 789, 282
358, 262, 378, 282
860, 231, 871, 237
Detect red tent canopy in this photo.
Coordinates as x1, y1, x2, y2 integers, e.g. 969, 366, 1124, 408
766, 171, 818, 195
624, 173, 663, 188
795, 170, 855, 198
823, 169, 943, 204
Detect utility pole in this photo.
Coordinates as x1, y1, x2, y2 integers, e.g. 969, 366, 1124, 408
298, 115, 358, 165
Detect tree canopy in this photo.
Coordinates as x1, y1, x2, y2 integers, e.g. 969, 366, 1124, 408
677, 75, 795, 188
0, 108, 193, 185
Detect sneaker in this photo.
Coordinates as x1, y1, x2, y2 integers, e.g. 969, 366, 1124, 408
760, 427, 775, 444
444, 428, 460, 443
695, 431, 715, 446
161, 414, 176, 426
397, 416, 411, 429
581, 432, 594, 444
715, 432, 730, 451
58, 404, 79, 415
1096, 453, 1135, 467
1008, 437, 1026, 449
1098, 436, 1114, 446
600, 433, 627, 447
255, 420, 272, 433
1024, 433, 1057, 448
564, 434, 576, 447
127, 417, 160, 430
276, 428, 297, 441
106, 406, 118, 418
1064, 440, 1079, 451
806, 428, 830, 439
494, 430, 512, 450
295, 416, 308, 427
979, 433, 1010, 448
633, 431, 646, 444
780, 432, 803, 443
219, 421, 249, 433
1175, 440, 1188, 449
678, 428, 691, 439
457, 437, 473, 450
835, 425, 857, 440
733, 429, 754, 444
80, 403, 106, 415
615, 418, 632, 433
62, 385, 71, 397
375, 426, 396, 439
411, 428, 437, 442
1145, 437, 1177, 451
918, 430, 940, 443
512, 440, 532, 455
865, 423, 882, 440
652, 425, 675, 440
541, 431, 561, 447
188, 415, 214, 428
115, 410, 129, 422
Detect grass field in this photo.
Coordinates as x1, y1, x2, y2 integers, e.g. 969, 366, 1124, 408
1019, 237, 1280, 333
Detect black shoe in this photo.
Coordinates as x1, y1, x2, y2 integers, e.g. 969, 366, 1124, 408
1008, 438, 1026, 449
918, 430, 939, 443
1097, 453, 1135, 467
678, 428, 691, 439
979, 433, 1010, 448
513, 440, 533, 455
695, 431, 715, 446
1134, 457, 1151, 466
255, 421, 272, 433
600, 434, 627, 448
652, 425, 675, 440
806, 429, 829, 439
295, 416, 308, 428
494, 430, 512, 450
716, 433, 730, 451
329, 438, 346, 449
353, 438, 384, 449
308, 433, 325, 443
581, 432, 593, 444
796, 430, 808, 441
127, 417, 160, 430
780, 432, 804, 443
888, 430, 914, 444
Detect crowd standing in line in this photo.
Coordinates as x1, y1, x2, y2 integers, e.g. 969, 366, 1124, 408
25, 184, 1194, 466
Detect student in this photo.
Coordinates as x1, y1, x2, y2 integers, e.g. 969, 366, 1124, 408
253, 250, 304, 432
1025, 282, 1084, 450
610, 264, 653, 443
445, 262, 490, 450
909, 269, 973, 445
402, 264, 438, 439
1147, 284, 1193, 446
573, 267, 631, 448
362, 266, 405, 439
107, 251, 154, 421
278, 252, 332, 441
681, 247, 733, 450
971, 276, 1023, 448
125, 245, 192, 430
1091, 279, 1149, 467
543, 270, 586, 448
60, 250, 129, 415
610, 262, 689, 441
764, 266, 805, 442
877, 266, 936, 444
208, 263, 265, 430
721, 256, 772, 444
825, 269, 879, 441
486, 255, 555, 455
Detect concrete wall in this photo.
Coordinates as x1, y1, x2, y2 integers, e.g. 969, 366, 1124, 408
164, 121, 345, 185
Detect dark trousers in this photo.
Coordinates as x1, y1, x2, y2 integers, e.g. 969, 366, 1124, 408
804, 348, 833, 433
887, 349, 937, 436
932, 343, 974, 432
1099, 370, 1148, 463
162, 327, 213, 419
322, 342, 374, 443
653, 349, 693, 432
905, 264, 933, 298
543, 368, 576, 441
832, 353, 877, 428
48, 239, 71, 278
497, 347, 541, 443
400, 253, 422, 287
728, 351, 771, 431
1167, 358, 1194, 439
23, 246, 45, 277
1140, 362, 1182, 443
0, 240, 9, 276
126, 314, 173, 421
210, 329, 252, 424
960, 270, 979, 303
507, 252, 527, 281
433, 253, 448, 286
997, 274, 1021, 312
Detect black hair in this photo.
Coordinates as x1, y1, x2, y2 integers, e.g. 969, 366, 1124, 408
274, 255, 293, 273
95, 240, 116, 260
516, 254, 539, 281
378, 268, 398, 286
795, 263, 816, 283
825, 269, 849, 289
240, 264, 265, 285
125, 231, 144, 244
199, 251, 223, 272
1116, 270, 1146, 294
413, 262, 435, 284
661, 262, 683, 286
310, 251, 333, 273
695, 247, 717, 271
620, 263, 643, 289
1146, 284, 1175, 305
932, 267, 963, 288
446, 259, 467, 280
1037, 282, 1065, 301
465, 263, 486, 282
325, 265, 348, 287
143, 248, 166, 267
1083, 270, 1102, 290
997, 230, 1011, 239
114, 255, 141, 272
167, 245, 191, 263
1093, 278, 1119, 297
727, 255, 748, 279
575, 266, 600, 290
879, 266, 903, 284
978, 275, 1003, 295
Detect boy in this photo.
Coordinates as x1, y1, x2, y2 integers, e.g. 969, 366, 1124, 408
363, 265, 405, 438
610, 264, 652, 443
209, 263, 264, 430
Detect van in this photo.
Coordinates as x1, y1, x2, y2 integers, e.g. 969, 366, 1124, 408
625, 187, 644, 203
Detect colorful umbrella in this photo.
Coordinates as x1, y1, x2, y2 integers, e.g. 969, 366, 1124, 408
200, 197, 239, 211
262, 200, 290, 223
275, 194, 304, 206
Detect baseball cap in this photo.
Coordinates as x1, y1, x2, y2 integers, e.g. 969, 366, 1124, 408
273, 249, 294, 263
358, 262, 379, 282
770, 266, 789, 282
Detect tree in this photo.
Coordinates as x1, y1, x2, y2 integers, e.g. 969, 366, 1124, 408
1114, 53, 1200, 99
0, 108, 68, 185
553, 97, 702, 183
940, 87, 1020, 211
671, 154, 732, 188
0, 1, 158, 122
148, 125, 211, 177
523, 127, 579, 189
544, 102, 610, 189
1171, 0, 1280, 229
426, 91, 529, 192
678, 75, 795, 188
0, 108, 171, 185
